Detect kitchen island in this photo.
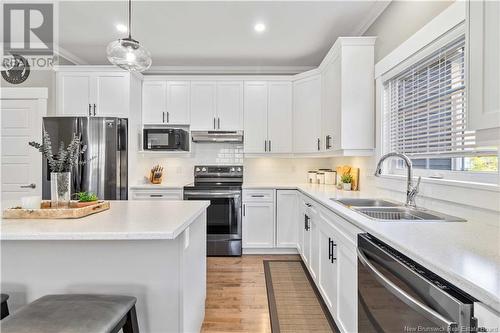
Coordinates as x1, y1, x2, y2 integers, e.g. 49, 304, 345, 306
0, 200, 210, 333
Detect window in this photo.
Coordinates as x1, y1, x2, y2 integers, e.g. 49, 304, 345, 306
383, 33, 498, 181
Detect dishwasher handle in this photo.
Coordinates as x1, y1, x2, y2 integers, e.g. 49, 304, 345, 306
357, 248, 457, 331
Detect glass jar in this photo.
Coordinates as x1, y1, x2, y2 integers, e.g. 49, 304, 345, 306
51, 172, 71, 208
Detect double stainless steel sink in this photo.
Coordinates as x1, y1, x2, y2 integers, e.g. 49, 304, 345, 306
332, 198, 466, 222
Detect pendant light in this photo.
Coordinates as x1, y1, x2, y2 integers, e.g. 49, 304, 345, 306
106, 0, 152, 72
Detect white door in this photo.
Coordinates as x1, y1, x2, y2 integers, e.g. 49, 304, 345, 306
242, 201, 274, 248
336, 235, 358, 333
302, 212, 311, 266
468, 0, 500, 130
243, 82, 268, 153
317, 220, 338, 317
190, 81, 216, 130
308, 216, 319, 281
56, 73, 91, 116
94, 73, 129, 117
267, 81, 293, 153
166, 81, 190, 124
293, 75, 322, 153
276, 190, 298, 248
216, 81, 243, 130
1, 99, 43, 201
321, 56, 341, 151
142, 81, 166, 124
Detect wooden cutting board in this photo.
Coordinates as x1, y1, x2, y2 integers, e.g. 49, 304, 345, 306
336, 166, 360, 190
2, 201, 110, 219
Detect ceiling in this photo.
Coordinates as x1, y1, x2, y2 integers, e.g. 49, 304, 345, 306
58, 1, 390, 73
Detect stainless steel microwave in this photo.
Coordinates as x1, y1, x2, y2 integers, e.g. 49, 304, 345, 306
143, 128, 189, 151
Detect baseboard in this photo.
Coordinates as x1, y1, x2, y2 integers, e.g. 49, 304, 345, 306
243, 248, 299, 255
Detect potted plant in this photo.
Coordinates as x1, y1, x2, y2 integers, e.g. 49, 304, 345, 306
73, 192, 99, 208
29, 130, 88, 208
340, 173, 353, 191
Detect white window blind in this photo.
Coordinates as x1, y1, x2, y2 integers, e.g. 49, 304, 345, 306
384, 35, 482, 158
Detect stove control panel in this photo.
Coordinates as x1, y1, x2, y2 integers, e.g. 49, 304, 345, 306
193, 165, 243, 177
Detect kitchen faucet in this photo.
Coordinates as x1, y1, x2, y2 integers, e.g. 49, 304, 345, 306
374, 152, 421, 207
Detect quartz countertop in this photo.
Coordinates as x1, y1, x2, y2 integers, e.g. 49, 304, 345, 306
244, 182, 500, 312
0, 200, 209, 241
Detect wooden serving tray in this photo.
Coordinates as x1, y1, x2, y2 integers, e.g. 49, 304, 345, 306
2, 201, 110, 219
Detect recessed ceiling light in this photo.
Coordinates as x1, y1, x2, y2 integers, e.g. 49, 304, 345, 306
254, 23, 266, 33
116, 24, 127, 33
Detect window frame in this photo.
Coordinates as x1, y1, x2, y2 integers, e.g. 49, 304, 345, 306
378, 23, 499, 185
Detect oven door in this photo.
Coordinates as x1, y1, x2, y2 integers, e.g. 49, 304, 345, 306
184, 190, 242, 256
357, 235, 471, 333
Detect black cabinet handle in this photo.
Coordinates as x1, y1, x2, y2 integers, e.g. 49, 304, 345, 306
304, 214, 310, 231
163, 112, 165, 123
317, 138, 320, 151
150, 194, 163, 198
88, 104, 92, 116
326, 135, 332, 150
251, 194, 264, 198
305, 203, 312, 207
265, 140, 267, 152
93, 104, 96, 116
269, 140, 271, 152
218, 117, 220, 129
213, 117, 216, 129
167, 112, 170, 123
328, 237, 333, 261
329, 238, 337, 263
243, 204, 246, 216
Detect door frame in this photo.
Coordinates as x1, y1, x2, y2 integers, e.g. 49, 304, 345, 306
1, 87, 48, 201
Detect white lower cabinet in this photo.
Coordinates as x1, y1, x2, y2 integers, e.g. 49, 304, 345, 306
276, 190, 298, 247
318, 219, 338, 316
130, 188, 183, 200
297, 193, 361, 333
242, 201, 275, 248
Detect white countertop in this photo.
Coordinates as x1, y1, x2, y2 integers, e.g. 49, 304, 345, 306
0, 200, 209, 240
245, 182, 500, 312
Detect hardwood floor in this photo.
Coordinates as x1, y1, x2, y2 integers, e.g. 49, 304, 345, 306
201, 255, 300, 333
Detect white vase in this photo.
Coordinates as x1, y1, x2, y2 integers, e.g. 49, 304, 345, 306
51, 172, 71, 208
342, 183, 352, 191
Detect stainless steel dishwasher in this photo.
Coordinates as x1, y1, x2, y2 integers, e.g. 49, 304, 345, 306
358, 234, 477, 332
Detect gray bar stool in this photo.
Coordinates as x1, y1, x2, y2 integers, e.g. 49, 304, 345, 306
0, 294, 139, 333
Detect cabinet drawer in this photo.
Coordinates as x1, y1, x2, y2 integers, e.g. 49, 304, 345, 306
130, 189, 183, 200
243, 189, 274, 202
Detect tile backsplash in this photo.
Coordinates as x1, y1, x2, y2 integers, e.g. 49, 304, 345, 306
192, 143, 244, 165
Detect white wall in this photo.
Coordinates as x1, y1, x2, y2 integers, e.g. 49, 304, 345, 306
364, 0, 453, 62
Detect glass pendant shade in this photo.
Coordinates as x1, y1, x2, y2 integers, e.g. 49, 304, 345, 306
106, 38, 152, 72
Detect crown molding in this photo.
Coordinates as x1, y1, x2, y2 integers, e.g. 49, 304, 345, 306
353, 0, 392, 36
143, 65, 314, 75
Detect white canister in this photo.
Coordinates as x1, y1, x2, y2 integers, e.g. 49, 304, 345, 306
324, 171, 337, 185
307, 171, 317, 183
316, 171, 325, 184
21, 196, 42, 209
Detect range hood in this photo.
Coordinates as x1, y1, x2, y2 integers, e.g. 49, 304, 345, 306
191, 130, 243, 143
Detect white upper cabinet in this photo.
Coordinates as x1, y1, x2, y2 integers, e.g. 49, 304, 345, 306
57, 73, 92, 116
468, 0, 500, 131
267, 82, 293, 153
94, 73, 129, 117
244, 80, 293, 154
56, 69, 131, 117
190, 81, 217, 130
216, 81, 244, 130
293, 74, 322, 153
142, 81, 166, 124
166, 81, 190, 124
189, 81, 243, 130
244, 81, 268, 153
320, 37, 376, 154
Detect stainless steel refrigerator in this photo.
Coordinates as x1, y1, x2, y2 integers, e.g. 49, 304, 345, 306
42, 117, 128, 200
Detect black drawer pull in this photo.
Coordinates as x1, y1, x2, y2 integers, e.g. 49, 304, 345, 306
150, 194, 163, 198
251, 194, 265, 197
